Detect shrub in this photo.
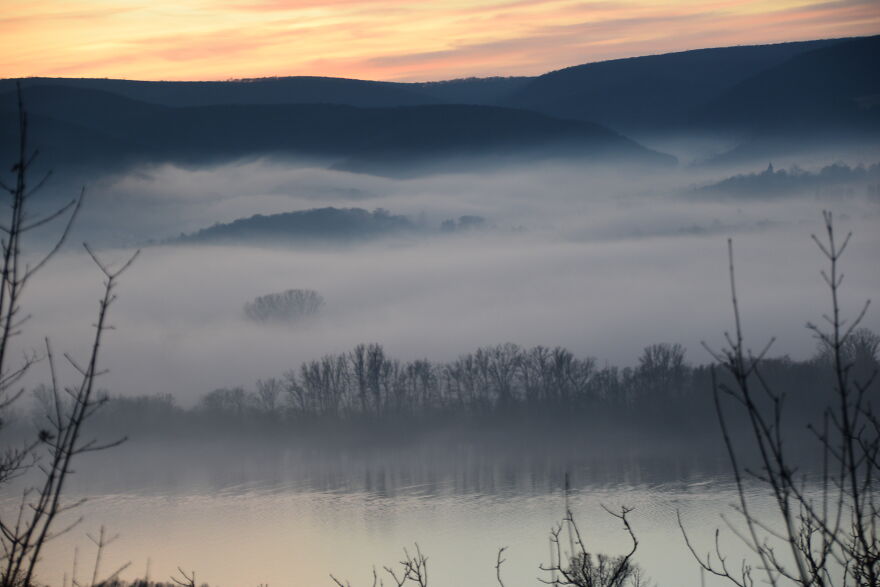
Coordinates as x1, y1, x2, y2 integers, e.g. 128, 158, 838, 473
243, 289, 324, 323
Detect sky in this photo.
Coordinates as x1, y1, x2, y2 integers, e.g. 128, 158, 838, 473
1, 0, 878, 82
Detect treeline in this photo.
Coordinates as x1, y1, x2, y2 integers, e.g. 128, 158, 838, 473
175, 207, 415, 245
170, 207, 490, 247
700, 161, 880, 196
255, 342, 687, 418
76, 330, 879, 449
244, 288, 324, 323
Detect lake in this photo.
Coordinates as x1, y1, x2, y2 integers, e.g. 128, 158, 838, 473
7, 442, 789, 587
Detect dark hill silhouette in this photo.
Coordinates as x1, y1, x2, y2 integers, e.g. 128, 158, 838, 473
0, 37, 850, 124
695, 36, 880, 164
696, 36, 880, 133
413, 77, 532, 105
0, 85, 673, 176
0, 76, 438, 108
0, 86, 165, 173
329, 104, 674, 175
501, 38, 846, 134
176, 207, 415, 245
0, 109, 144, 173
4, 35, 875, 174
0, 75, 533, 109
1, 85, 164, 140
698, 162, 880, 196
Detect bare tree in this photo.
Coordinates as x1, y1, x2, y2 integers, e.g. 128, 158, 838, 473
0, 84, 138, 586
0, 84, 82, 487
254, 377, 283, 414
633, 343, 687, 403
77, 526, 131, 587
244, 288, 323, 323
540, 506, 647, 587
495, 546, 507, 587
330, 544, 428, 587
680, 211, 878, 586
170, 567, 196, 587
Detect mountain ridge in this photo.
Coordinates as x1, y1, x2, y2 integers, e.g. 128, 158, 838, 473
2, 34, 876, 173
0, 85, 674, 176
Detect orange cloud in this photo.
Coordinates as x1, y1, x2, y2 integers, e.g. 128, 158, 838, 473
1, 0, 878, 81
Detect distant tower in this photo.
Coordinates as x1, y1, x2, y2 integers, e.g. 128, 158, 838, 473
766, 162, 774, 174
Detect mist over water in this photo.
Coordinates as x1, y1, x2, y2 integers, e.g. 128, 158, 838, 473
17, 156, 880, 403
2, 149, 877, 587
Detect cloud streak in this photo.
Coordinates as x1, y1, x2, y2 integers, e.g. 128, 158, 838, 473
1, 0, 877, 81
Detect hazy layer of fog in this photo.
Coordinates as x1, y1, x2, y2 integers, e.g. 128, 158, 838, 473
16, 154, 880, 404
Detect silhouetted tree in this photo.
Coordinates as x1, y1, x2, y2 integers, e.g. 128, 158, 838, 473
199, 387, 249, 417
681, 212, 879, 586
540, 507, 648, 587
254, 378, 283, 414
633, 343, 687, 402
244, 288, 323, 323
0, 84, 138, 586
330, 544, 428, 587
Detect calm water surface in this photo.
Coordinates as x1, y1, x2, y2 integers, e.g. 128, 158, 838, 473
7, 443, 784, 587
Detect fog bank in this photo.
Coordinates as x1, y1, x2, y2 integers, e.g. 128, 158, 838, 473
14, 158, 880, 403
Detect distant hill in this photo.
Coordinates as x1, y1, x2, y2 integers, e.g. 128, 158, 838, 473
0, 85, 673, 176
696, 36, 880, 134
0, 76, 438, 109
698, 161, 880, 197
0, 37, 856, 130
412, 77, 532, 105
328, 103, 674, 175
176, 207, 415, 245
501, 38, 845, 134
2, 35, 877, 173
699, 36, 880, 164
0, 75, 531, 109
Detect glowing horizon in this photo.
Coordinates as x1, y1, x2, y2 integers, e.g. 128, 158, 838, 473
2, 0, 878, 82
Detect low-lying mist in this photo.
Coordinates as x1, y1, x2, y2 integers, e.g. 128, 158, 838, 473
16, 156, 880, 404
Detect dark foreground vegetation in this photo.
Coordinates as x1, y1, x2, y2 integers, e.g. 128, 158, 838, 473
0, 86, 139, 587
